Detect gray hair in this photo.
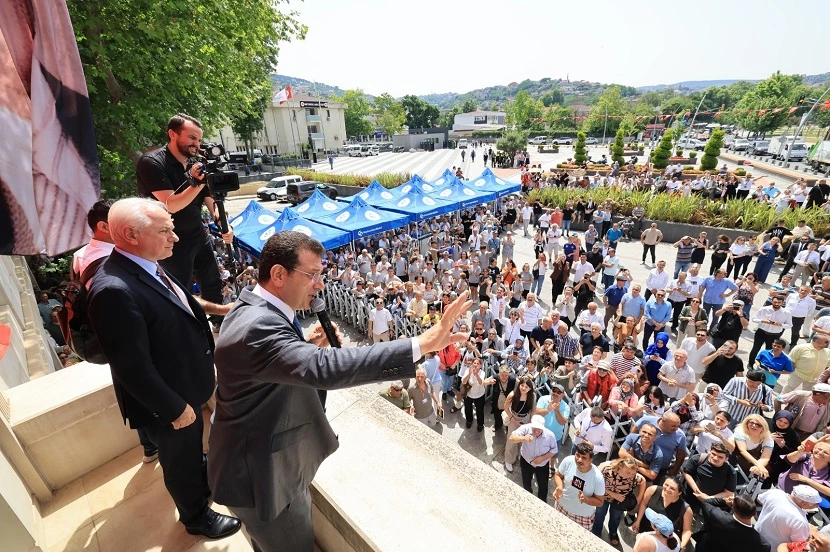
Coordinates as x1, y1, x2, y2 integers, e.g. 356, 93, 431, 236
108, 197, 167, 245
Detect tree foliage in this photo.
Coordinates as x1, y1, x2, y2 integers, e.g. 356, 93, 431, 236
651, 133, 673, 169
373, 93, 406, 137
496, 130, 527, 161
439, 105, 462, 129
735, 72, 805, 134
68, 0, 306, 197
574, 132, 587, 164
582, 86, 627, 137
544, 105, 576, 131
540, 88, 565, 107
400, 95, 440, 129
505, 90, 544, 130
231, 90, 270, 161
333, 89, 374, 139
700, 129, 725, 170
461, 98, 478, 113
611, 129, 625, 165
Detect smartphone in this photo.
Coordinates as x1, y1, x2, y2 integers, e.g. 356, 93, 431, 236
437, 406, 445, 420
806, 440, 816, 453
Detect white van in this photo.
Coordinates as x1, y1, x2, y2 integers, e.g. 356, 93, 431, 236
345, 145, 362, 157
360, 145, 378, 156
769, 136, 808, 161
257, 175, 302, 201
458, 139, 469, 149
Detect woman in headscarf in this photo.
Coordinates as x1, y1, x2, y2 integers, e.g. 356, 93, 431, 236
766, 409, 801, 486
608, 377, 639, 421
643, 332, 672, 387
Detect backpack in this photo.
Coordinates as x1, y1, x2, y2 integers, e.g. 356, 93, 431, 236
57, 257, 108, 363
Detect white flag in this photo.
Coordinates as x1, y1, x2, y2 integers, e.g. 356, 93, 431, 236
272, 85, 293, 104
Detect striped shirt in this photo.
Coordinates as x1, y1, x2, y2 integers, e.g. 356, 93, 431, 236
675, 242, 695, 264
721, 377, 774, 423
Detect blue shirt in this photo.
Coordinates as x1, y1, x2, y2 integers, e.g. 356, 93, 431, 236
644, 298, 672, 325
512, 424, 559, 466
604, 284, 629, 307
635, 416, 688, 469
620, 293, 647, 319
606, 228, 622, 243
699, 276, 738, 306
756, 349, 794, 386
622, 433, 664, 476
564, 243, 577, 261
536, 395, 571, 441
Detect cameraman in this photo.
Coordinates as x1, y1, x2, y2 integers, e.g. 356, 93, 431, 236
136, 114, 232, 319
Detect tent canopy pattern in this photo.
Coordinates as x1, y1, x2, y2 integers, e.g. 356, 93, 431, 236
375, 185, 455, 222
292, 189, 347, 218
227, 200, 281, 237
349, 180, 399, 206
432, 176, 498, 210
315, 196, 409, 242
467, 167, 521, 198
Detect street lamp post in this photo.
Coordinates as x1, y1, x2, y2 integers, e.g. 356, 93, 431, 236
602, 103, 608, 146
784, 85, 830, 164
685, 93, 707, 152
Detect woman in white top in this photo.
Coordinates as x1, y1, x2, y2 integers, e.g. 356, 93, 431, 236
460, 357, 487, 431
530, 253, 548, 296
554, 287, 577, 328
546, 224, 562, 260
732, 413, 774, 479
726, 236, 751, 279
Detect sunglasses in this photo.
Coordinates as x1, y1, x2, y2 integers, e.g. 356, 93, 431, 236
747, 421, 763, 428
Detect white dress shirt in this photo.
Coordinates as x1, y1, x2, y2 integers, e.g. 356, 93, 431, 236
645, 269, 670, 292
785, 294, 816, 318
752, 305, 793, 334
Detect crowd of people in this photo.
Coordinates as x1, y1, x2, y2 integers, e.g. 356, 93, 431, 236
318, 184, 830, 551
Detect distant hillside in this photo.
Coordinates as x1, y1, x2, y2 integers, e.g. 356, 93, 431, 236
805, 72, 830, 86
636, 79, 760, 92
269, 74, 374, 101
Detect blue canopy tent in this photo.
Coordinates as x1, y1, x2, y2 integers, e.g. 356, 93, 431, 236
429, 168, 455, 188
346, 180, 400, 206
227, 200, 281, 237
235, 208, 351, 256
396, 174, 431, 195
314, 196, 409, 242
374, 185, 455, 223
466, 167, 521, 198
431, 177, 498, 210
292, 189, 348, 219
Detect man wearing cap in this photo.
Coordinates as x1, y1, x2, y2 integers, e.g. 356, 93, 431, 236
535, 385, 570, 442
775, 384, 830, 441
603, 273, 628, 331
509, 415, 559, 501
638, 508, 680, 550
783, 334, 830, 393
755, 486, 818, 549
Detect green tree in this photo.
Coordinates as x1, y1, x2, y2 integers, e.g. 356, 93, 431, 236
582, 86, 627, 136
231, 91, 270, 161
496, 130, 527, 164
574, 132, 587, 164
540, 88, 565, 107
700, 129, 725, 170
373, 93, 406, 137
544, 105, 576, 131
505, 90, 544, 130
611, 129, 625, 165
651, 133, 673, 169
735, 72, 805, 134
400, 95, 440, 129
68, 0, 306, 197
439, 105, 462, 128
461, 98, 478, 113
618, 115, 636, 141
333, 89, 374, 139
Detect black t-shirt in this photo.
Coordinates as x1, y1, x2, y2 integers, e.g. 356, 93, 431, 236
682, 454, 737, 498
766, 226, 792, 241
136, 147, 210, 239
702, 355, 744, 388
714, 311, 743, 341
530, 326, 557, 348
579, 333, 610, 353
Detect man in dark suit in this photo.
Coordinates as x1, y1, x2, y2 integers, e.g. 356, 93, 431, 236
87, 198, 240, 539
207, 231, 472, 552
779, 235, 812, 282
695, 494, 770, 551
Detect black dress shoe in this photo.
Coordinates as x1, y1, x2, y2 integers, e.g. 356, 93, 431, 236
185, 508, 242, 539
466, 420, 473, 429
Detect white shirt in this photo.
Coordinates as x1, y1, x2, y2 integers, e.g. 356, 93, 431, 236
658, 361, 696, 399
576, 310, 604, 330
369, 307, 394, 334
645, 269, 669, 292
519, 302, 544, 332
752, 305, 793, 334
815, 315, 830, 332
521, 206, 533, 220
795, 249, 820, 267
573, 409, 613, 453
252, 285, 421, 360
756, 489, 811, 549
681, 337, 716, 374
785, 294, 816, 318
573, 260, 595, 281
686, 274, 704, 297
72, 238, 114, 287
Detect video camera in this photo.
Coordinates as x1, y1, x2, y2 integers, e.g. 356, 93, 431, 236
186, 142, 240, 196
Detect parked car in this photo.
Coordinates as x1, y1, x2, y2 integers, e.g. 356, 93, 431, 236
345, 145, 362, 157
584, 137, 598, 145
393, 146, 406, 153
677, 138, 705, 150
360, 145, 379, 156
730, 139, 751, 152
286, 181, 338, 204
748, 140, 770, 155
552, 137, 573, 145
457, 139, 469, 149
769, 137, 808, 161
257, 175, 303, 202
722, 136, 736, 149
529, 136, 548, 145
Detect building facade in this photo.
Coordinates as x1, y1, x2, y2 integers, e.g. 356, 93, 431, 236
452, 110, 506, 132
209, 93, 347, 157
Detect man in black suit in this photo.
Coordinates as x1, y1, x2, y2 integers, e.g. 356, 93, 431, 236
207, 231, 472, 552
695, 494, 770, 551
87, 198, 240, 539
779, 235, 811, 282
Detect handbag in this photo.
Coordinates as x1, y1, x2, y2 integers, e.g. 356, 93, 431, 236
615, 491, 638, 512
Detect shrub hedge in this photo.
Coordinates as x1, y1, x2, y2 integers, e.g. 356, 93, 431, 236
285, 169, 411, 189
527, 187, 830, 235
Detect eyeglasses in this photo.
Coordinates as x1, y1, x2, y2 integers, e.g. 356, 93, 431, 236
746, 421, 763, 428
292, 268, 323, 283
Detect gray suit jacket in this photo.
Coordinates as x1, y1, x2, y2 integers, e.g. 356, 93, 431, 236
207, 289, 415, 521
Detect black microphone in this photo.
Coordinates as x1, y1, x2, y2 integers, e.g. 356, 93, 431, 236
311, 297, 340, 348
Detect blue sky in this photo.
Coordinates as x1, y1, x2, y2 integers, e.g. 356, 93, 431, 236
275, 0, 829, 97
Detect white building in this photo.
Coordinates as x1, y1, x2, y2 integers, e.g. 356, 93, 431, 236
209, 93, 347, 156
452, 110, 506, 132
